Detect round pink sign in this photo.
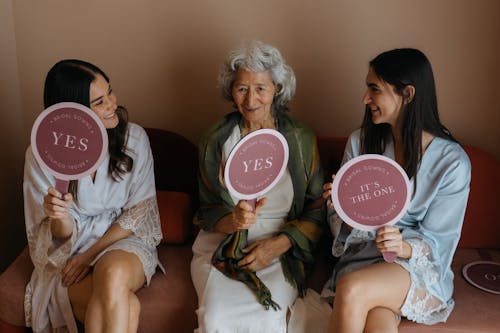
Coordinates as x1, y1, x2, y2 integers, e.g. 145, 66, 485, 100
224, 129, 288, 200
30, 102, 108, 193
463, 261, 500, 295
332, 154, 410, 231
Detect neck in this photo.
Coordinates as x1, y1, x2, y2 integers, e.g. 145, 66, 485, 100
241, 115, 276, 135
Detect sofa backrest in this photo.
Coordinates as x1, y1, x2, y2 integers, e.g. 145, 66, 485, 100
459, 145, 500, 248
145, 128, 199, 244
317, 136, 500, 249
144, 128, 499, 249
145, 127, 199, 199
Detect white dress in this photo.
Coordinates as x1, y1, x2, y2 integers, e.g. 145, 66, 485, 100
191, 126, 298, 333
23, 123, 162, 333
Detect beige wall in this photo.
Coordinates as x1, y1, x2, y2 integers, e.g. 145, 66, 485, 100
2, 0, 499, 269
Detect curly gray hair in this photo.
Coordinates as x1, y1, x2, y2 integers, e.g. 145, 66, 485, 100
218, 40, 296, 113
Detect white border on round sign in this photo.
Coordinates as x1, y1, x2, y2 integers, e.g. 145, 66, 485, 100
462, 261, 500, 295
30, 102, 109, 181
224, 128, 289, 200
331, 154, 411, 231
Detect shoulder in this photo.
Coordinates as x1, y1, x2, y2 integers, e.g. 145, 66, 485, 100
278, 113, 316, 141
199, 112, 240, 148
126, 123, 151, 152
432, 138, 470, 169
343, 129, 362, 159
427, 137, 471, 187
347, 129, 361, 145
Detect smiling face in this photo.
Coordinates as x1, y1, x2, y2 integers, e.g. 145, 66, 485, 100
362, 67, 404, 128
232, 68, 276, 129
89, 74, 119, 129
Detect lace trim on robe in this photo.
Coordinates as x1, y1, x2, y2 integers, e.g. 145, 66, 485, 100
397, 238, 453, 324
24, 218, 78, 332
116, 196, 162, 248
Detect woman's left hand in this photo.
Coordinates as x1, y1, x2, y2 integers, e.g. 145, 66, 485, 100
61, 251, 94, 287
375, 226, 412, 259
238, 235, 292, 271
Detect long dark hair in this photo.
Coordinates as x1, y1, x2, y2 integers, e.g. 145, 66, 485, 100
43, 59, 133, 199
360, 48, 457, 180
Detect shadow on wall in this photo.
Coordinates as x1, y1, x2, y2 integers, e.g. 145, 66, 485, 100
0, 141, 26, 272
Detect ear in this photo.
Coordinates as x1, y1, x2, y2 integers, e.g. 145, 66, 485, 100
403, 85, 415, 104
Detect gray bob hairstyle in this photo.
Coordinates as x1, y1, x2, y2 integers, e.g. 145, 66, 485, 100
218, 40, 296, 113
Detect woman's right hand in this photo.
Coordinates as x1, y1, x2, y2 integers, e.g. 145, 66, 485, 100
215, 198, 267, 234
43, 187, 74, 238
322, 175, 335, 209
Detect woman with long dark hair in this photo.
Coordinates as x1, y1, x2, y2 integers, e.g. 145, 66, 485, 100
322, 49, 471, 332
24, 59, 162, 333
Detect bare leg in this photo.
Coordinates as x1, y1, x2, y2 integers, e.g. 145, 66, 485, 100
363, 307, 400, 333
68, 250, 146, 333
328, 262, 410, 333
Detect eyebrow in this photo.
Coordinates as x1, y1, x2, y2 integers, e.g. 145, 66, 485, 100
90, 85, 112, 104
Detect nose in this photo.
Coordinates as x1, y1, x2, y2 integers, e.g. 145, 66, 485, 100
362, 90, 371, 105
105, 94, 117, 111
243, 89, 256, 108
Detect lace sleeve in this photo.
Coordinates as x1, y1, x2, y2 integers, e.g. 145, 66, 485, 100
115, 196, 162, 248
397, 238, 452, 324
26, 217, 77, 272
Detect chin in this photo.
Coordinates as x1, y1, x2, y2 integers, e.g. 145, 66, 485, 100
104, 119, 119, 129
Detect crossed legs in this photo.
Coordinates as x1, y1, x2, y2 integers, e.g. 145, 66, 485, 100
328, 262, 410, 333
68, 250, 146, 333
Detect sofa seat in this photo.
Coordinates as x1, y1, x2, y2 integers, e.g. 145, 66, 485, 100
0, 243, 198, 333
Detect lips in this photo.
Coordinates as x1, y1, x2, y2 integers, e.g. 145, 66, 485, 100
104, 112, 116, 120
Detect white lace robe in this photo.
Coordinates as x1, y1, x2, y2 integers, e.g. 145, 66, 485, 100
23, 123, 162, 333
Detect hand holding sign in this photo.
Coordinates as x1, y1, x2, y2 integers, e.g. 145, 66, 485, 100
224, 129, 289, 211
31, 102, 108, 194
331, 154, 411, 263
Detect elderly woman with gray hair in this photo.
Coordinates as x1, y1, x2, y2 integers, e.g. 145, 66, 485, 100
190, 40, 324, 332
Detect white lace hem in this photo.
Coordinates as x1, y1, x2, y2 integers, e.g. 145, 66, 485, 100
397, 238, 453, 324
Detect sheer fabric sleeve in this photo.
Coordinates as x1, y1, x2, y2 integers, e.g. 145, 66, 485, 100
23, 147, 78, 272
116, 196, 162, 247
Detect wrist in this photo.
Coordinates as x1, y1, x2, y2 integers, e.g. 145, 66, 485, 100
401, 241, 412, 259
274, 234, 292, 254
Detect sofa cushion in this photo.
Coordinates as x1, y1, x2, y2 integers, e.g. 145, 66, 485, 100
157, 190, 193, 244
0, 247, 32, 326
137, 244, 197, 333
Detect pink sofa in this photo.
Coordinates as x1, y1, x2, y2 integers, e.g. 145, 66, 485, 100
1, 128, 499, 333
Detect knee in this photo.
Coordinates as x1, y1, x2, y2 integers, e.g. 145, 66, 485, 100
93, 261, 130, 299
335, 272, 366, 305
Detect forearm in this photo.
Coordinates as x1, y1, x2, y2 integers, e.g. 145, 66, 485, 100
50, 216, 75, 239
84, 223, 132, 259
213, 213, 234, 234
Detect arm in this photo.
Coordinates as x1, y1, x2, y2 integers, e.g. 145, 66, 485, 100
24, 147, 77, 270
401, 149, 471, 271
